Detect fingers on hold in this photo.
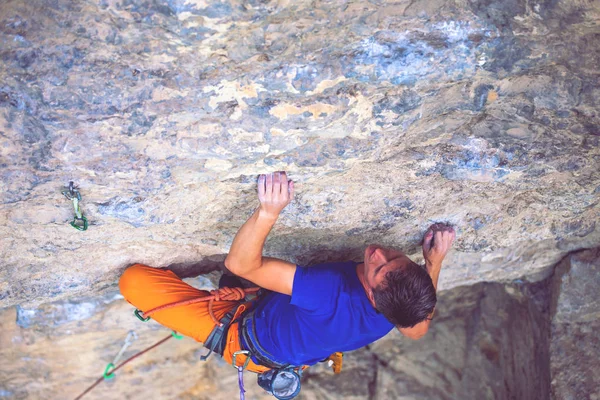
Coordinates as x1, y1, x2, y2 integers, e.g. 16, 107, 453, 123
423, 230, 433, 246
280, 171, 288, 195
258, 174, 266, 195
288, 180, 295, 199
266, 172, 273, 193
434, 231, 443, 248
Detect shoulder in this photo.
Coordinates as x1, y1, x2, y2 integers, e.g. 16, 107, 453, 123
291, 261, 357, 312
295, 261, 356, 284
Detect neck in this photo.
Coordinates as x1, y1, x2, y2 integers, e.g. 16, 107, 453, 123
356, 262, 376, 308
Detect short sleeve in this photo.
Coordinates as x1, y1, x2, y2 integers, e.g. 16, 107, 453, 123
290, 265, 342, 313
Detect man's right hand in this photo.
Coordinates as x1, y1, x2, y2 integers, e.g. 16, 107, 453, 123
422, 223, 455, 272
224, 171, 297, 296
258, 171, 294, 219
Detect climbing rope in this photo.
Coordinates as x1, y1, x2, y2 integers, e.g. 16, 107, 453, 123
74, 334, 173, 400
138, 286, 260, 326
75, 287, 260, 400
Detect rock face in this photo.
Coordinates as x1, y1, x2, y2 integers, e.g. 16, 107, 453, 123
1, 0, 600, 398
549, 248, 600, 400
1, 0, 599, 309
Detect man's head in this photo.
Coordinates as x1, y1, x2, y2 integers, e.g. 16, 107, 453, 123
362, 245, 436, 328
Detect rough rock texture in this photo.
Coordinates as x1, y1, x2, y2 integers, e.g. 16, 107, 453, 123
1, 0, 600, 398
1, 0, 600, 309
549, 248, 600, 400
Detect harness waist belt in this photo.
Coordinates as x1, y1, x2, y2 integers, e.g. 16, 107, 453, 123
240, 309, 298, 370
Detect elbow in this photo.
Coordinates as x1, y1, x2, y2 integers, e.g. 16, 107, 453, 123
224, 255, 261, 277
224, 256, 240, 275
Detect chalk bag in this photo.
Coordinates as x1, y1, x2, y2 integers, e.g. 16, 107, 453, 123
257, 367, 301, 400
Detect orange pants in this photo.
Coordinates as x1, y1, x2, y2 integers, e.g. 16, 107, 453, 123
119, 264, 269, 373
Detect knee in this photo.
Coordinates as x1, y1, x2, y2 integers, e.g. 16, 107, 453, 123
119, 263, 151, 300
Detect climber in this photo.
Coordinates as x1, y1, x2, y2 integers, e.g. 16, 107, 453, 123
119, 171, 455, 398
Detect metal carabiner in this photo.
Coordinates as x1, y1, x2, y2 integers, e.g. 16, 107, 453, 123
232, 350, 251, 370
134, 309, 150, 322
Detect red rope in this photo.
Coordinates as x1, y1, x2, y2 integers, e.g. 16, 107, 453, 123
74, 335, 173, 400
142, 287, 260, 326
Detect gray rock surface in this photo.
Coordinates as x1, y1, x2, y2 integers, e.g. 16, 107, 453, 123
550, 248, 600, 400
1, 0, 600, 398
1, 0, 599, 309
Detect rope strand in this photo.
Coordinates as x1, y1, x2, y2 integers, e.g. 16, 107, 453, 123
142, 287, 260, 326
74, 335, 173, 400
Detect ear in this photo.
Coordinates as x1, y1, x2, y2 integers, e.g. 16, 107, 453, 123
366, 289, 376, 308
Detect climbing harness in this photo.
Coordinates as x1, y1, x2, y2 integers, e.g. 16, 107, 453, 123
62, 181, 88, 231
241, 308, 304, 399
135, 286, 261, 361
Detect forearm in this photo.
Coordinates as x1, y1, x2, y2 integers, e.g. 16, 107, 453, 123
224, 208, 278, 276
426, 261, 441, 291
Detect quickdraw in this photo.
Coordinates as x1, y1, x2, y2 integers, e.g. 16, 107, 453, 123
62, 181, 88, 231
232, 350, 251, 400
103, 331, 138, 380
74, 334, 174, 400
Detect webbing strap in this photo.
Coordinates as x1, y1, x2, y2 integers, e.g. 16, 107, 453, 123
240, 309, 297, 370
201, 307, 237, 360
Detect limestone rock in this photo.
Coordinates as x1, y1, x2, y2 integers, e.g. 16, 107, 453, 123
1, 0, 600, 398
0, 0, 599, 309
550, 248, 600, 400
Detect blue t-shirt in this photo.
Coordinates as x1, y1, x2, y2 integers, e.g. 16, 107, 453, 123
249, 261, 394, 366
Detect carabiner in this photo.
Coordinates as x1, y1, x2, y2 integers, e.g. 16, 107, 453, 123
134, 309, 150, 322
232, 350, 251, 370
103, 363, 115, 380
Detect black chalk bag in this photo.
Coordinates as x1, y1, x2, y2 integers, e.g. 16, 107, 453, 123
257, 367, 302, 399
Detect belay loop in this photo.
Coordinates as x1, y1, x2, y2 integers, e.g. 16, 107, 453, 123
62, 181, 88, 231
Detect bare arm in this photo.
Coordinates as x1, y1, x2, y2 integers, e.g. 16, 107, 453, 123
399, 225, 455, 340
224, 172, 296, 295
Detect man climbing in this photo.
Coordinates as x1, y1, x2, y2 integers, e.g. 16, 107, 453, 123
119, 172, 455, 398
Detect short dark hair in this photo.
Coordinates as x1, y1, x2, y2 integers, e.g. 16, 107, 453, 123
372, 262, 437, 328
